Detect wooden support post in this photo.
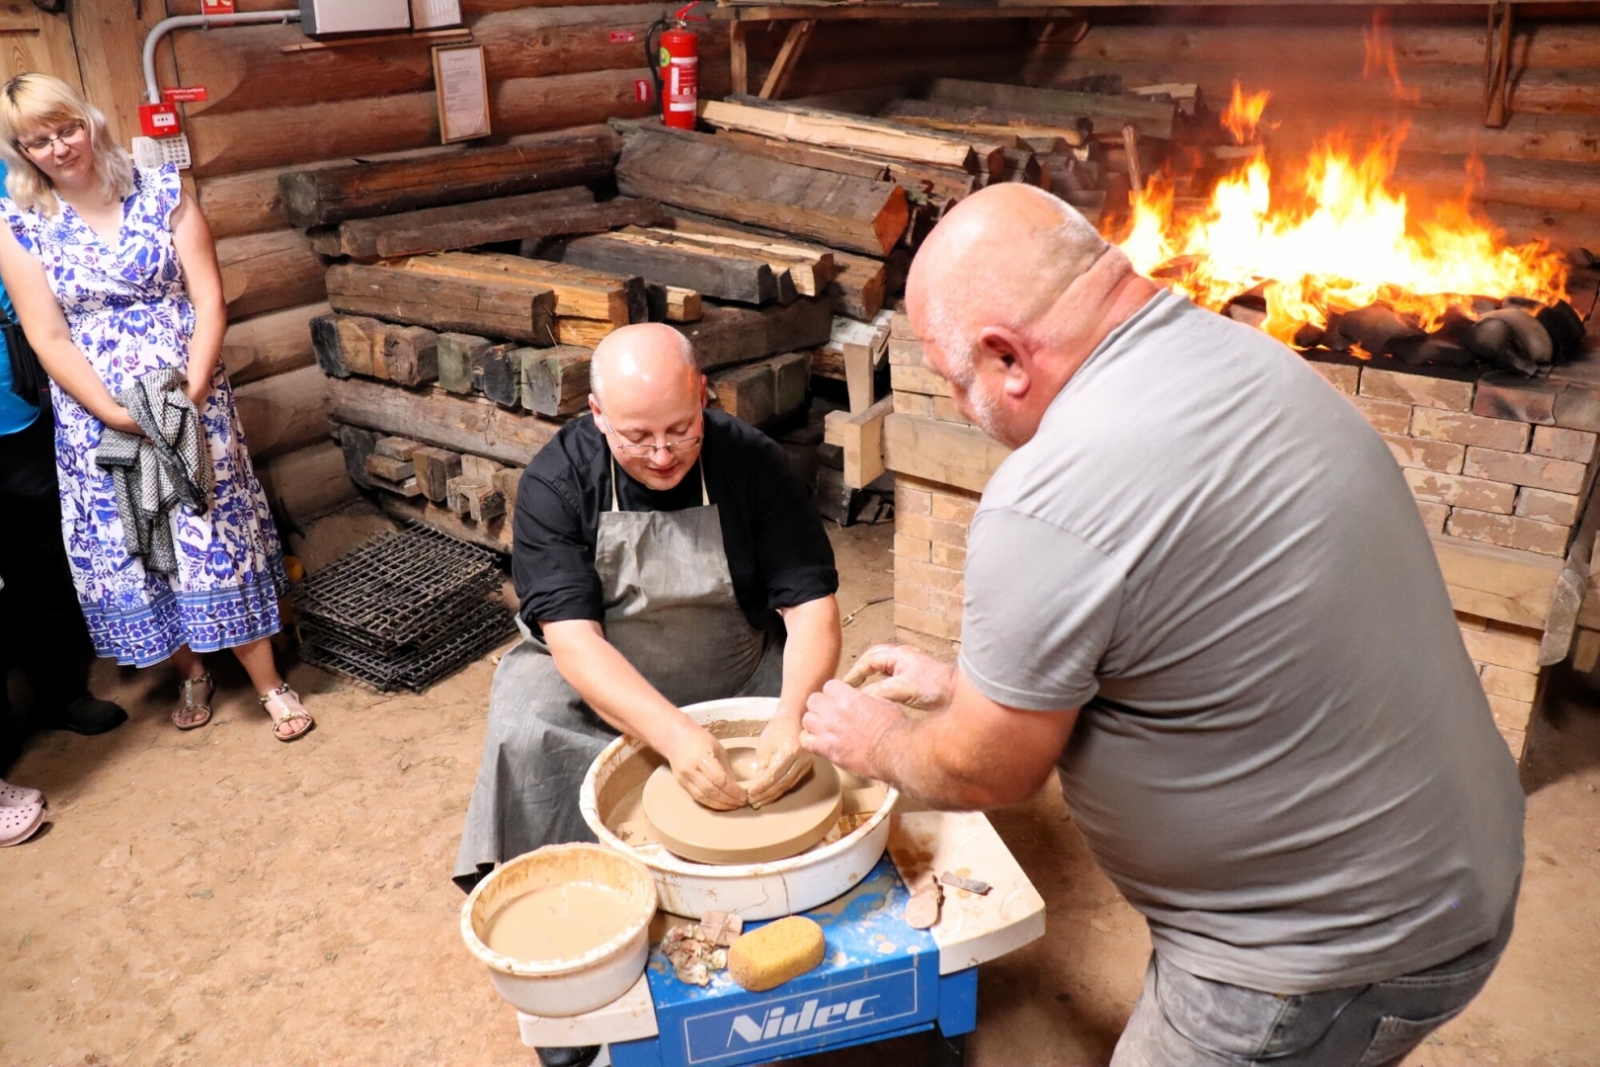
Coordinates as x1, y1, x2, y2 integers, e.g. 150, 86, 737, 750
759, 19, 815, 101
731, 21, 750, 98
845, 344, 875, 415
824, 395, 892, 489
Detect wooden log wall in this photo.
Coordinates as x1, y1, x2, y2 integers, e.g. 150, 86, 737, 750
1024, 3, 1600, 253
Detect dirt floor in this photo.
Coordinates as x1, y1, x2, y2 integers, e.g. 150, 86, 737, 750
3, 502, 1599, 1067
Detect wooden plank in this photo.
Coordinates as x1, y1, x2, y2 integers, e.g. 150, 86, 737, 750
1434, 535, 1563, 630
924, 79, 1175, 141
329, 191, 662, 260
704, 97, 1002, 176
406, 252, 643, 326
624, 225, 836, 298
882, 412, 1009, 495
275, 127, 619, 227
614, 125, 909, 256
714, 129, 892, 180
233, 365, 331, 460
521, 346, 593, 417
758, 19, 814, 101
878, 98, 1091, 148
823, 395, 892, 490
328, 376, 558, 468
561, 231, 781, 305
325, 263, 556, 344
69, 0, 168, 149
675, 298, 835, 371
216, 229, 326, 321
222, 302, 329, 386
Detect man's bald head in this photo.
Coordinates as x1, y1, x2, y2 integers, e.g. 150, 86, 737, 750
590, 322, 699, 412
907, 185, 1114, 381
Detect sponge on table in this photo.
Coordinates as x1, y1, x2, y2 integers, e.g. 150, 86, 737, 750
727, 916, 827, 992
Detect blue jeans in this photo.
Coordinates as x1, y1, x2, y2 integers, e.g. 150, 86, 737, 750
1112, 899, 1515, 1067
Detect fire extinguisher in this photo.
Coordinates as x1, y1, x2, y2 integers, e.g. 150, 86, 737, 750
646, 2, 704, 130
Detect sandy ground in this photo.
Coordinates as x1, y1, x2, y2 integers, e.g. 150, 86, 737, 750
3, 503, 1598, 1067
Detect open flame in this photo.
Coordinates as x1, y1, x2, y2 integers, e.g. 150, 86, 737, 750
1115, 86, 1571, 348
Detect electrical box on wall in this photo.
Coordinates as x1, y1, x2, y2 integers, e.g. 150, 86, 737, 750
299, 0, 410, 37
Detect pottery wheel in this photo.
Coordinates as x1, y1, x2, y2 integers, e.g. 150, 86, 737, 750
641, 738, 843, 865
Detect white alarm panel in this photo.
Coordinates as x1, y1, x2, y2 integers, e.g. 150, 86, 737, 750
299, 0, 410, 36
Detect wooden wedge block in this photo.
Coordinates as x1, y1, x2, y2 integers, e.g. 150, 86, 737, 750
334, 422, 377, 489
412, 447, 462, 503
824, 395, 892, 489
522, 346, 593, 417
309, 312, 350, 379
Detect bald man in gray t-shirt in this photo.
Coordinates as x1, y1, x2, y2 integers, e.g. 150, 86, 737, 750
802, 185, 1523, 1067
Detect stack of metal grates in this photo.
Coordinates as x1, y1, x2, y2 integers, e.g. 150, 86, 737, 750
294, 525, 515, 692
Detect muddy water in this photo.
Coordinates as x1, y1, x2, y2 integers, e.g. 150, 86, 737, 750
484, 882, 632, 962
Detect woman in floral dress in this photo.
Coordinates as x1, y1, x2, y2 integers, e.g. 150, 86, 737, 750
0, 73, 313, 741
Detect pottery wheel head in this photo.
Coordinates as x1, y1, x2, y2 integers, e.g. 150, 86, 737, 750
641, 738, 844, 866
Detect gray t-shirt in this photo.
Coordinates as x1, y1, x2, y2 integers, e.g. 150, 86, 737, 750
960, 289, 1525, 994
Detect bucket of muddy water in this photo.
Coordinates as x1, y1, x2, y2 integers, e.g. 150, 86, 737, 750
461, 843, 657, 1017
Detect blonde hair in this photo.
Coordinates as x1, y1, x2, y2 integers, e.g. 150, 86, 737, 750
0, 72, 135, 217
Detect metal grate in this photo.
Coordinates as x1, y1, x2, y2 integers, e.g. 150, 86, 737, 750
294, 524, 515, 692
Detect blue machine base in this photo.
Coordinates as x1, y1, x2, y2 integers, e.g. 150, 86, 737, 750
612, 856, 979, 1067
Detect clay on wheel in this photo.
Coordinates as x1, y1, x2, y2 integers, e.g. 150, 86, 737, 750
642, 738, 843, 865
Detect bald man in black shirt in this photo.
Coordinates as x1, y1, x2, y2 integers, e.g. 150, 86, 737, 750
455, 324, 841, 894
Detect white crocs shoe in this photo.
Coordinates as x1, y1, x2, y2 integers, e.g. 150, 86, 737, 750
0, 801, 44, 846
0, 779, 43, 808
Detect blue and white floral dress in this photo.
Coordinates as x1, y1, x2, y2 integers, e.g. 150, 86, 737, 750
2, 163, 286, 667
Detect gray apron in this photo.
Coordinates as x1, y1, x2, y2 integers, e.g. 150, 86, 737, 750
454, 456, 783, 889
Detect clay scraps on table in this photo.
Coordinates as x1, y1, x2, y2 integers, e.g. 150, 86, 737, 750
662, 923, 729, 986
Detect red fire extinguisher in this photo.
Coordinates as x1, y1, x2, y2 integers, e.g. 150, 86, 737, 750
647, 2, 704, 129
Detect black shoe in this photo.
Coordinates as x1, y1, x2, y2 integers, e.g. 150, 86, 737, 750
535, 1046, 600, 1067
40, 695, 128, 736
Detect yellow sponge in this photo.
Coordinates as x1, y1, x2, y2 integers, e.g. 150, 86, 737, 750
727, 916, 826, 992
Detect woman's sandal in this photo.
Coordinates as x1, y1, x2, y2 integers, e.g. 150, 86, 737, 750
173, 673, 214, 731
260, 685, 314, 743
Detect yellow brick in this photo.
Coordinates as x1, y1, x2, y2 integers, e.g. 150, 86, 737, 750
927, 586, 965, 617
1459, 626, 1540, 672
1359, 367, 1475, 411
895, 627, 960, 660
894, 577, 931, 610
1445, 509, 1569, 556
1497, 725, 1527, 761
893, 533, 930, 563
1414, 499, 1449, 534
1349, 395, 1414, 435
1463, 447, 1586, 494
1382, 434, 1465, 474
1514, 487, 1582, 526
1309, 361, 1359, 394
895, 485, 932, 516
898, 513, 968, 548
1487, 695, 1534, 733
931, 396, 970, 425
1480, 664, 1539, 703
890, 365, 952, 398
930, 542, 967, 570
1403, 469, 1515, 514
1411, 408, 1531, 452
898, 557, 965, 594
1531, 425, 1598, 463
896, 602, 962, 641
930, 492, 979, 524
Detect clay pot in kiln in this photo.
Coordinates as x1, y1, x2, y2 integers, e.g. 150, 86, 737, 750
460, 843, 656, 1017
581, 697, 899, 920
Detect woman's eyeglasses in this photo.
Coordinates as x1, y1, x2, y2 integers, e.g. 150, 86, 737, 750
18, 120, 85, 157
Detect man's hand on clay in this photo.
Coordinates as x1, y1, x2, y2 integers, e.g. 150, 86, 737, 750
665, 727, 748, 810
801, 679, 908, 781
843, 644, 958, 712
745, 715, 814, 808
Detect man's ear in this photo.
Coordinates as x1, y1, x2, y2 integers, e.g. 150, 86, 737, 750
976, 326, 1032, 399
588, 392, 603, 420
697, 375, 708, 408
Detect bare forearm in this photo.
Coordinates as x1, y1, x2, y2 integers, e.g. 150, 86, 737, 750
35, 338, 123, 424
545, 622, 693, 754
774, 596, 841, 727
185, 297, 226, 385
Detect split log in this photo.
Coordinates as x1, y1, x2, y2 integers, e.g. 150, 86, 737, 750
877, 98, 1091, 148
276, 127, 619, 227
700, 98, 1004, 178
327, 376, 559, 467
217, 229, 325, 321
626, 226, 835, 298
378, 495, 514, 554
463, 454, 504, 484
646, 284, 703, 323
222, 301, 328, 386
560, 230, 785, 305
234, 364, 330, 460
405, 252, 644, 326
437, 333, 491, 394
614, 126, 908, 257
335, 315, 382, 377
412, 447, 463, 503
255, 440, 359, 522
712, 129, 891, 180
325, 263, 556, 344
658, 209, 885, 320
334, 191, 662, 260
676, 298, 835, 372
522, 346, 593, 417
923, 79, 1175, 141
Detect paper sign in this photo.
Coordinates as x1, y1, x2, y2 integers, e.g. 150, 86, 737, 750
411, 0, 462, 30
634, 79, 653, 103
201, 0, 235, 13
163, 86, 209, 103
433, 44, 491, 144
610, 30, 637, 43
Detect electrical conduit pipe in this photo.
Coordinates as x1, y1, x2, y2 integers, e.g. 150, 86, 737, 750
143, 10, 303, 105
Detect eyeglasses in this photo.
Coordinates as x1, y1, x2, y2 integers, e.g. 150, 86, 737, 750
18, 121, 85, 157
597, 411, 703, 458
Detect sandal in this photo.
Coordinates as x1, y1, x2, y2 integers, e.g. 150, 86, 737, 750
0, 801, 44, 847
173, 673, 214, 731
0, 779, 43, 808
260, 685, 314, 743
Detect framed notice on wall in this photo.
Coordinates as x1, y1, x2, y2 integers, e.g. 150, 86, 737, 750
433, 44, 490, 144
411, 0, 462, 29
